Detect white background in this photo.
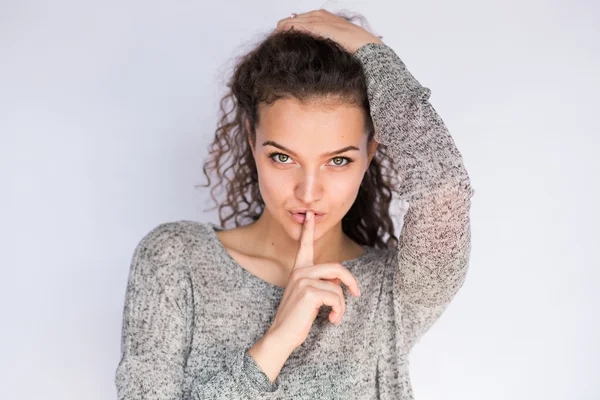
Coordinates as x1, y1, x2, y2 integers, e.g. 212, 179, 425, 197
1, 0, 598, 399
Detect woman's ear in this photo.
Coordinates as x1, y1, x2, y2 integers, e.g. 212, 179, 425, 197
367, 138, 379, 165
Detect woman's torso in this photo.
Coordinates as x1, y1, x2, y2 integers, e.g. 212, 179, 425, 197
177, 221, 413, 399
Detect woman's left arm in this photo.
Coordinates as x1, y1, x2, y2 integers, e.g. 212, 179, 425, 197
353, 43, 476, 351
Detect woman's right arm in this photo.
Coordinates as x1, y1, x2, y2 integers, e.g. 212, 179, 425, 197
115, 222, 285, 399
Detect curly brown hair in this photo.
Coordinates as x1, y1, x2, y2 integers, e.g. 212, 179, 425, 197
197, 13, 401, 249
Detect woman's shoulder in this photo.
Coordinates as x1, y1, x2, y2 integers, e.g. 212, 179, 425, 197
345, 244, 397, 282
138, 219, 213, 241
354, 244, 397, 265
132, 219, 219, 262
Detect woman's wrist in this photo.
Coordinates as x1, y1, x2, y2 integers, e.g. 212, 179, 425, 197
247, 330, 295, 384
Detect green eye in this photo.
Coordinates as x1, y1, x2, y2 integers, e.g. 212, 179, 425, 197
331, 157, 350, 166
269, 152, 353, 167
269, 152, 293, 164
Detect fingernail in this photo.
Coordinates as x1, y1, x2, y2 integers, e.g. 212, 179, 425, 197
306, 211, 312, 221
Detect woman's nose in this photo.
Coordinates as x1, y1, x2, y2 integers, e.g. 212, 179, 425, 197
295, 173, 323, 204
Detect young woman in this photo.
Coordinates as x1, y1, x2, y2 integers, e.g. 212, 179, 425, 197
115, 9, 475, 400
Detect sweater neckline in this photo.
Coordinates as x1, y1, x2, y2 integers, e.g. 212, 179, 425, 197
206, 222, 373, 291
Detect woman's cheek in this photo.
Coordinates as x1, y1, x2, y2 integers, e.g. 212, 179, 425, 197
257, 165, 290, 203
327, 172, 362, 214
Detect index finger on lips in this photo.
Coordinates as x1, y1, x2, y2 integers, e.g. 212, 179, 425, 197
293, 211, 315, 269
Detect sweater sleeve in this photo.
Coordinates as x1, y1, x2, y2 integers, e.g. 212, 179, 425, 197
352, 43, 476, 351
115, 222, 283, 399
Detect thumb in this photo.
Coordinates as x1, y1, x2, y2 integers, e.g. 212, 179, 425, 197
292, 211, 315, 270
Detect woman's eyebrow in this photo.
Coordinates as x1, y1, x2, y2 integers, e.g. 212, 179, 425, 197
262, 140, 360, 157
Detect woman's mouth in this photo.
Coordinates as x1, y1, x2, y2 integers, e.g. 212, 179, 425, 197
289, 211, 325, 224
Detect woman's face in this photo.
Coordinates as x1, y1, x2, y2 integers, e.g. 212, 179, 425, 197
247, 97, 378, 242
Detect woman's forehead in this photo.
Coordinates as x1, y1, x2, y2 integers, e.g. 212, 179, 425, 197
257, 97, 366, 144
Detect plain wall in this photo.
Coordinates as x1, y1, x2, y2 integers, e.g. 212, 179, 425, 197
1, 0, 598, 399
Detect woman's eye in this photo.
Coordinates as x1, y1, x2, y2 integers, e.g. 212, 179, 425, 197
271, 153, 292, 163
269, 153, 352, 167
330, 157, 349, 166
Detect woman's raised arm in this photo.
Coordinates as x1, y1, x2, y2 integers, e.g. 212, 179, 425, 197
353, 43, 476, 350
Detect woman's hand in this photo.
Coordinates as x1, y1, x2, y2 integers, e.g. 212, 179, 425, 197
274, 9, 384, 54
266, 211, 362, 353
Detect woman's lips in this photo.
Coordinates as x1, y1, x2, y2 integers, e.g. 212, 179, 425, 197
289, 211, 325, 224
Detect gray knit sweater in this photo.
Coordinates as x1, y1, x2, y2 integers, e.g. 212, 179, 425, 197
115, 42, 475, 399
